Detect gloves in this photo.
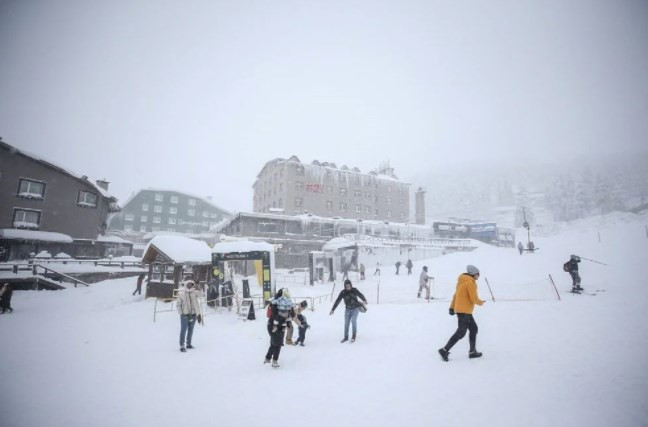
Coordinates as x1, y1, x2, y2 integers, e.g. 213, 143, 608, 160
197, 314, 202, 324
449, 308, 455, 316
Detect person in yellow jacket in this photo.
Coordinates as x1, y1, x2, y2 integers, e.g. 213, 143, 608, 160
438, 265, 485, 361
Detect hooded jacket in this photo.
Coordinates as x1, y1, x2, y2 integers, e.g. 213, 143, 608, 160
177, 287, 201, 316
332, 287, 367, 311
449, 274, 484, 314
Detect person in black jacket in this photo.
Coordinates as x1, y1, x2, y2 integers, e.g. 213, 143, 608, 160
264, 289, 295, 367
0, 283, 14, 313
330, 279, 368, 343
565, 255, 583, 292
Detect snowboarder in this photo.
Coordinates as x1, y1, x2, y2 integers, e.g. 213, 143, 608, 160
359, 263, 365, 280
265, 289, 295, 367
564, 255, 583, 292
395, 261, 401, 275
0, 283, 14, 314
177, 280, 202, 352
294, 301, 310, 346
438, 265, 485, 362
330, 279, 368, 343
518, 242, 524, 255
132, 273, 145, 296
374, 262, 381, 276
418, 266, 432, 300
406, 259, 413, 275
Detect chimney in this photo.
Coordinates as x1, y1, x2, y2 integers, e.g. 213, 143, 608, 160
96, 179, 110, 191
415, 187, 426, 225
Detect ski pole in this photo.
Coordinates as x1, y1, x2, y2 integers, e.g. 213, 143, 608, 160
577, 256, 608, 266
484, 277, 495, 302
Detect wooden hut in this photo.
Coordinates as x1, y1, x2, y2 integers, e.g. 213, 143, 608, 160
142, 236, 212, 299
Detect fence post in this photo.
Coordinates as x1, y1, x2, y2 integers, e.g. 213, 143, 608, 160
377, 281, 380, 304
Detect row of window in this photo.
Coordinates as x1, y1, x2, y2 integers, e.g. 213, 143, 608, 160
152, 194, 197, 205
124, 225, 207, 233
260, 198, 404, 219
16, 178, 99, 207
124, 214, 219, 227
255, 183, 406, 204
138, 204, 219, 218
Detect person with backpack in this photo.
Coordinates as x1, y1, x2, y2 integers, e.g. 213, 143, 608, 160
330, 279, 368, 343
564, 255, 583, 293
438, 265, 485, 362
0, 283, 14, 314
264, 288, 295, 367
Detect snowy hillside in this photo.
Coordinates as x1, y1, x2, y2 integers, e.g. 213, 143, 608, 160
1, 213, 647, 427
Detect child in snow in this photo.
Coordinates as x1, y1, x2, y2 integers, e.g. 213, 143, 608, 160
295, 301, 310, 346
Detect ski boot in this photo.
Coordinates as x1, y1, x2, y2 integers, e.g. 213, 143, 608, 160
469, 350, 483, 359
438, 348, 449, 362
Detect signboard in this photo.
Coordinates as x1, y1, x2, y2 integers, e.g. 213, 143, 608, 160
239, 298, 255, 321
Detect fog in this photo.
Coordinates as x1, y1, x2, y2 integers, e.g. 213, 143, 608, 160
1, 0, 647, 214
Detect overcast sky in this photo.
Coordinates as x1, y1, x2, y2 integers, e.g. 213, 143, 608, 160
1, 0, 647, 213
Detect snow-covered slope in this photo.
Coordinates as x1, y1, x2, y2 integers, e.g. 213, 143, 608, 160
1, 213, 647, 427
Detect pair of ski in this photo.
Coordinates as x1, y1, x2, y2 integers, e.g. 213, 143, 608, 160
570, 289, 604, 296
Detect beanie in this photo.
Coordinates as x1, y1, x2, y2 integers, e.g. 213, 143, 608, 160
466, 265, 480, 276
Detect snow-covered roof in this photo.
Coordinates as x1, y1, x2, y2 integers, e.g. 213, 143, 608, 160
54, 252, 72, 259
0, 229, 74, 243
212, 240, 274, 254
34, 250, 52, 258
120, 188, 230, 215
0, 141, 117, 201
96, 235, 133, 244
144, 236, 212, 264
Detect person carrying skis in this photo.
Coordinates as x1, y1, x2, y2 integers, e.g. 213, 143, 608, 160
418, 266, 432, 300
265, 289, 295, 367
330, 279, 368, 343
564, 255, 583, 292
438, 265, 485, 362
177, 280, 202, 352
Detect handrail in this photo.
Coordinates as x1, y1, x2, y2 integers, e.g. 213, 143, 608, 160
34, 264, 89, 287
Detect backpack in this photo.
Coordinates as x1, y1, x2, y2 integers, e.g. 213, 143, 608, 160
563, 262, 570, 272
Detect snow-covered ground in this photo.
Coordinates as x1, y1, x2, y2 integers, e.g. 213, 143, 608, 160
1, 213, 647, 427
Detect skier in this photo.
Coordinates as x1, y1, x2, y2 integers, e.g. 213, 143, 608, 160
330, 279, 368, 343
417, 266, 432, 300
265, 289, 295, 367
395, 261, 401, 275
132, 273, 145, 296
564, 255, 583, 292
406, 259, 413, 275
177, 280, 202, 352
294, 301, 310, 346
0, 283, 14, 314
438, 265, 485, 362
517, 242, 524, 255
359, 263, 365, 280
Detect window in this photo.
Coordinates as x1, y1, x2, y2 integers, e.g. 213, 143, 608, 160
202, 211, 209, 218
279, 183, 283, 191
355, 204, 362, 213
154, 205, 162, 213
296, 181, 304, 191
153, 216, 161, 224
124, 224, 133, 231
326, 201, 333, 211
365, 205, 371, 213
155, 193, 163, 202
339, 188, 347, 197
295, 197, 303, 207
387, 211, 392, 218
399, 199, 404, 206
338, 172, 347, 182
354, 190, 361, 198
375, 209, 379, 216
141, 215, 148, 222
170, 196, 179, 204
387, 198, 392, 205
278, 199, 283, 208
326, 170, 333, 180
188, 209, 195, 217
125, 214, 134, 221
202, 221, 209, 226
139, 225, 147, 232
152, 227, 160, 232
399, 213, 405, 219
188, 199, 196, 206
327, 186, 333, 193
168, 217, 176, 225
13, 208, 41, 229
339, 202, 347, 212
354, 176, 360, 185
399, 188, 405, 196
387, 186, 392, 192
17, 178, 46, 199
296, 165, 305, 176
77, 191, 97, 207
258, 222, 278, 233
142, 204, 149, 212
169, 207, 177, 214
365, 191, 371, 200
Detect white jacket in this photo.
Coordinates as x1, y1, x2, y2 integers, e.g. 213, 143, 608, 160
177, 288, 201, 316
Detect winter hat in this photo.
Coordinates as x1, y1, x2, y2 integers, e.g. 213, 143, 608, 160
300, 300, 308, 308
570, 255, 579, 260
466, 265, 480, 276
423, 266, 428, 271
184, 280, 195, 288
344, 279, 352, 287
